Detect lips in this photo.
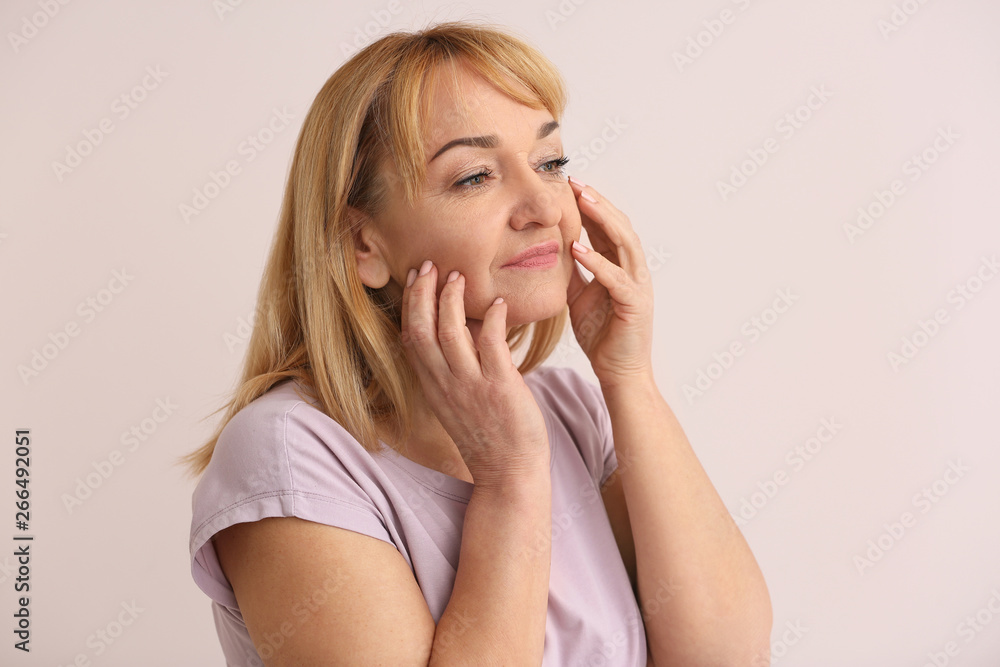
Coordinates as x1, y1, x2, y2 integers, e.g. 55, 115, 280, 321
502, 240, 560, 267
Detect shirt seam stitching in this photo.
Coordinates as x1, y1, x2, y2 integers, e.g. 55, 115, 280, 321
283, 402, 298, 515
191, 489, 385, 547
378, 455, 474, 502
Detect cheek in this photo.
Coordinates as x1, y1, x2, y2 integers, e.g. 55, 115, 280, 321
557, 189, 582, 226
459, 279, 501, 321
567, 209, 582, 234
561, 212, 580, 245
399, 221, 488, 270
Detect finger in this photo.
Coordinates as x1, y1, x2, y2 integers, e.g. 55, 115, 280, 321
403, 261, 450, 381
571, 240, 638, 307
476, 296, 514, 380
568, 178, 643, 277
568, 176, 629, 223
436, 272, 481, 379
578, 203, 631, 275
567, 258, 590, 305
400, 266, 427, 359
400, 267, 417, 341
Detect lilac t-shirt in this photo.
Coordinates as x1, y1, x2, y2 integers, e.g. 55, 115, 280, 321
189, 364, 647, 666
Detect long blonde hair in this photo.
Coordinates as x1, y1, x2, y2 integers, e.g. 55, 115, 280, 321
178, 20, 570, 478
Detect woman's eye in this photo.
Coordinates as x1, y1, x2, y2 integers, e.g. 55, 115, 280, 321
456, 169, 492, 188
540, 155, 570, 174
455, 156, 569, 189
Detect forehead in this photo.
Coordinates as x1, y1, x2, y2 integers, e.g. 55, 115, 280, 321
420, 61, 550, 148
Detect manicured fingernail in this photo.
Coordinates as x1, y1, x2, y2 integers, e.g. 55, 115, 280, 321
418, 259, 432, 276
493, 297, 504, 305
568, 175, 587, 188
447, 270, 459, 283
406, 268, 416, 287
572, 240, 589, 254
581, 190, 597, 203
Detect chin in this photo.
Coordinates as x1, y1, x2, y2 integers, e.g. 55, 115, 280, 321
505, 290, 567, 328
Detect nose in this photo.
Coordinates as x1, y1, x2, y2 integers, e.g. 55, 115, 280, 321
507, 164, 562, 230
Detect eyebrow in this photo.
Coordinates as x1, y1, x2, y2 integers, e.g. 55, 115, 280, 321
428, 120, 560, 163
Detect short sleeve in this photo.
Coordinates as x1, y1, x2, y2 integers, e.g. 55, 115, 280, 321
530, 366, 619, 489
188, 384, 393, 610
584, 381, 618, 487
574, 372, 619, 487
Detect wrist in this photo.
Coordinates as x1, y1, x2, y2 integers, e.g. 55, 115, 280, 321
470, 458, 552, 498
597, 367, 658, 396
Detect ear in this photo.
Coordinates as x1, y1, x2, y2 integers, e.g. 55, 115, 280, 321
349, 206, 392, 289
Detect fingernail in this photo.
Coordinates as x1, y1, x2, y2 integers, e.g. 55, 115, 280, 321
418, 259, 432, 277
572, 240, 589, 254
493, 297, 504, 305
406, 268, 416, 287
447, 270, 459, 283
581, 190, 597, 203
568, 175, 587, 188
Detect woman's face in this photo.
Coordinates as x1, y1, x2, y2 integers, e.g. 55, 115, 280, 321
354, 61, 582, 331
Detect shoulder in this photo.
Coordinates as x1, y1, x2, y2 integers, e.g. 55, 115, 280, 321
190, 379, 395, 608
199, 378, 390, 503
525, 364, 608, 430
217, 378, 321, 445
525, 365, 616, 486
211, 379, 314, 465
190, 379, 392, 556
201, 380, 326, 494
524, 363, 596, 398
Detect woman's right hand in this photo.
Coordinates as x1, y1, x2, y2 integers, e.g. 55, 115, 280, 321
399, 259, 550, 489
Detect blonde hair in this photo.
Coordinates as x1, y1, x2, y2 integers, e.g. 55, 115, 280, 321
178, 20, 570, 478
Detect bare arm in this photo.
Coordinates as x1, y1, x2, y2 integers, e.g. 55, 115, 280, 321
429, 466, 552, 665
602, 375, 772, 666
562, 177, 771, 665
213, 462, 551, 666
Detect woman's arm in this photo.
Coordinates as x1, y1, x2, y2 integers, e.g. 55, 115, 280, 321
601, 372, 772, 666
213, 462, 552, 666
563, 175, 772, 666
431, 464, 552, 665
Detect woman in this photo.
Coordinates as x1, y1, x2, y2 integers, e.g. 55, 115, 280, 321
183, 20, 772, 666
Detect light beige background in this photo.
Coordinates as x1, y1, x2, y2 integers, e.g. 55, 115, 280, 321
2, 1, 999, 665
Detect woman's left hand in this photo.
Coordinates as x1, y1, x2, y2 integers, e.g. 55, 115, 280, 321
566, 176, 656, 389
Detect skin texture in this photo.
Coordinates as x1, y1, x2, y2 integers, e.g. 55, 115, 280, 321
353, 63, 581, 331
353, 61, 582, 479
